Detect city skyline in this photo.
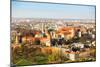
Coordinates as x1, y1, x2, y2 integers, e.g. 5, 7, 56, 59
12, 0, 95, 20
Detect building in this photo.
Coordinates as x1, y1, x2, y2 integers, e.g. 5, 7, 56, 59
65, 51, 79, 61
56, 27, 75, 40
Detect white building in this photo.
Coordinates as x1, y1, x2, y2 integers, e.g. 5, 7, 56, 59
71, 43, 84, 48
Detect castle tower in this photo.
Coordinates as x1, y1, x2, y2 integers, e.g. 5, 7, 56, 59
15, 34, 19, 44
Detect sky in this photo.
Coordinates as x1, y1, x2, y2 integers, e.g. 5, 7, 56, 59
12, 0, 95, 19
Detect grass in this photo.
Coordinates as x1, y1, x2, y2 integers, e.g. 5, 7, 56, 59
16, 59, 33, 66
34, 55, 48, 64
12, 45, 96, 65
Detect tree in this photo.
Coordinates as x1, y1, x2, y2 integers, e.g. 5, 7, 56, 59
51, 39, 58, 46
72, 47, 80, 52
34, 38, 40, 45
